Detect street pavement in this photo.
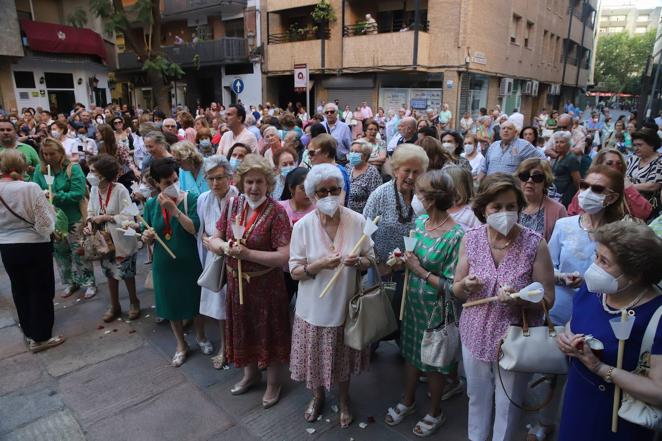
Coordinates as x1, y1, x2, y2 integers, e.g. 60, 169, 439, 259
0, 250, 541, 440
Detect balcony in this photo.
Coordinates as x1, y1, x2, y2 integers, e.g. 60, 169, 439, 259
162, 0, 246, 20
342, 29, 429, 68
268, 27, 330, 44
117, 38, 247, 71
343, 19, 429, 36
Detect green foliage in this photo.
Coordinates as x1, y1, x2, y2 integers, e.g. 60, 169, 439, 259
595, 30, 655, 94
311, 0, 336, 24
66, 8, 88, 28
142, 55, 184, 79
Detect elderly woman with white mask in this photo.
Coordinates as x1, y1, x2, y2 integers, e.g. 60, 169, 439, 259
197, 155, 239, 369
289, 163, 376, 428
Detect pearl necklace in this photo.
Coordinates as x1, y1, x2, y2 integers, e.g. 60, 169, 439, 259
424, 215, 450, 232
601, 289, 647, 315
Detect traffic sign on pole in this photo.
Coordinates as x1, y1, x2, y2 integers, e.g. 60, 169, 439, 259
231, 78, 245, 95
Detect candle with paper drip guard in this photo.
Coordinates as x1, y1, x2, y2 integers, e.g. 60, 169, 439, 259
230, 220, 246, 305
399, 231, 419, 320
45, 164, 54, 203
462, 282, 544, 308
610, 310, 635, 433
123, 203, 176, 259
319, 215, 381, 299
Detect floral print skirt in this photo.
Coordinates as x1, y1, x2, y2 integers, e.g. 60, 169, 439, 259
290, 315, 369, 391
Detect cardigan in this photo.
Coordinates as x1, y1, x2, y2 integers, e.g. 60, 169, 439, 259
542, 196, 568, 242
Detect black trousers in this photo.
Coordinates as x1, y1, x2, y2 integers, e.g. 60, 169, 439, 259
0, 242, 55, 342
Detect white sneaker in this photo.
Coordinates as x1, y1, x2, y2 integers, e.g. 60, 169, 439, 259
84, 286, 97, 299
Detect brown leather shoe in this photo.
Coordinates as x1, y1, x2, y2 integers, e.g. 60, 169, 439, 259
102, 308, 121, 323
128, 303, 141, 320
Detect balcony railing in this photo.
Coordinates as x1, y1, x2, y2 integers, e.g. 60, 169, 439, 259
343, 19, 429, 36
162, 0, 247, 15
118, 38, 247, 71
268, 27, 331, 44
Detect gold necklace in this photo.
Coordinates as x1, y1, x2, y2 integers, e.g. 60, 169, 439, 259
488, 228, 513, 250
424, 214, 450, 232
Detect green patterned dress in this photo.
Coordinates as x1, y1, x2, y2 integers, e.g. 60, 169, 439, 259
400, 216, 464, 373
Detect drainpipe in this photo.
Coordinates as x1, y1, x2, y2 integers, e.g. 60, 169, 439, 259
560, 1, 574, 107
413, 0, 420, 66
575, 1, 587, 88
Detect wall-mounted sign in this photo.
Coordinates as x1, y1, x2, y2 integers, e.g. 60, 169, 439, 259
31, 91, 40, 97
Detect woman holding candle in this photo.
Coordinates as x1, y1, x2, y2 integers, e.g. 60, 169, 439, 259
141, 157, 211, 367
556, 221, 662, 441
384, 170, 464, 437
33, 138, 97, 299
206, 154, 292, 409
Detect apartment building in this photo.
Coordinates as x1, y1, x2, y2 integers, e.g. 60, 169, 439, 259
598, 3, 661, 36
0, 0, 116, 114
261, 0, 597, 123
114, 0, 262, 110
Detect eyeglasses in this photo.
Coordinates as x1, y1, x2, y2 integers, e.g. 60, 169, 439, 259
315, 186, 342, 198
324, 110, 336, 115
307, 149, 320, 157
518, 171, 545, 183
206, 175, 228, 182
579, 180, 614, 195
163, 125, 177, 128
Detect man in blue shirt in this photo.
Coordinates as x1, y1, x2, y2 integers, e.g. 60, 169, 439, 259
478, 120, 545, 181
322, 103, 352, 164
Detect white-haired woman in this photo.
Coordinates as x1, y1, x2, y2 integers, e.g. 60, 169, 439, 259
551, 131, 581, 207
262, 125, 282, 167
198, 155, 239, 369
171, 141, 208, 197
289, 163, 375, 428
364, 144, 429, 321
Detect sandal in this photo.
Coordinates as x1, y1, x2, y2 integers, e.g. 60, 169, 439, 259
29, 336, 66, 353
60, 285, 79, 299
304, 395, 325, 422
339, 403, 353, 429
102, 308, 121, 323
171, 346, 189, 367
211, 353, 226, 370
128, 303, 141, 320
413, 413, 446, 438
385, 402, 416, 426
526, 423, 555, 441
197, 339, 214, 355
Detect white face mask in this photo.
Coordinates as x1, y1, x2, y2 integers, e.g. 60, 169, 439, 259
411, 194, 427, 216
317, 195, 340, 217
163, 183, 180, 199
50, 130, 61, 139
77, 133, 86, 141
578, 189, 606, 215
442, 142, 455, 152
584, 262, 626, 294
246, 195, 267, 210
86, 173, 100, 187
464, 143, 475, 155
486, 211, 518, 236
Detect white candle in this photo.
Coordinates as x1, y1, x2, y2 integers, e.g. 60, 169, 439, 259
47, 164, 51, 177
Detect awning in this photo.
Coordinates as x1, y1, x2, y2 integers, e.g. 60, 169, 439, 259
20, 19, 107, 63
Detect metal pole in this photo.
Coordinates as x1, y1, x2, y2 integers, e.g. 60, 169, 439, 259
413, 0, 420, 66
575, 1, 587, 88
560, 2, 574, 108
646, 54, 662, 122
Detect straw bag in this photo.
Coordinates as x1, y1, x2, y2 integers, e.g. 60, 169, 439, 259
499, 302, 567, 375
618, 305, 662, 430
344, 263, 398, 350
420, 298, 460, 368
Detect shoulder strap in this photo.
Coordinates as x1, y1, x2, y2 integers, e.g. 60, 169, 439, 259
66, 162, 73, 179
640, 303, 662, 356
0, 193, 34, 226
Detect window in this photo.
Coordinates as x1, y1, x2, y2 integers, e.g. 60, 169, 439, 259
609, 15, 626, 22
635, 27, 648, 34
636, 15, 649, 22
525, 21, 534, 48
225, 63, 254, 75
224, 18, 244, 38
511, 14, 521, 44
543, 30, 549, 61
13, 71, 35, 88
44, 72, 74, 89
608, 26, 624, 33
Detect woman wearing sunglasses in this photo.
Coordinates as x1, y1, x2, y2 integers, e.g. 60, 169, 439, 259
515, 158, 567, 241
566, 148, 652, 221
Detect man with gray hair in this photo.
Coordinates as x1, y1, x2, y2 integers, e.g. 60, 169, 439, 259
543, 113, 585, 158
477, 120, 544, 180
387, 116, 417, 155
322, 102, 352, 163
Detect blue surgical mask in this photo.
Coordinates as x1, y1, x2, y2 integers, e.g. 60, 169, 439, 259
348, 152, 363, 166
229, 158, 242, 171
280, 165, 295, 177
199, 139, 211, 148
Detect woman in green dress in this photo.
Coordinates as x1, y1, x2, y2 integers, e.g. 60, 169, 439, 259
384, 170, 464, 438
141, 158, 212, 367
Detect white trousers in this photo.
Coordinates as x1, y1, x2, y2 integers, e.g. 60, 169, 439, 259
462, 344, 530, 441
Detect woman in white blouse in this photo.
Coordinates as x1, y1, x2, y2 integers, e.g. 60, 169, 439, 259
0, 149, 63, 352
84, 154, 140, 323
289, 164, 376, 428
198, 155, 239, 369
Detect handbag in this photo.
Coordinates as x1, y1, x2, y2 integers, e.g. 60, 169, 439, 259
344, 262, 398, 350
144, 268, 153, 290
198, 254, 226, 292
499, 302, 568, 375
618, 304, 662, 430
80, 220, 115, 261
420, 298, 461, 368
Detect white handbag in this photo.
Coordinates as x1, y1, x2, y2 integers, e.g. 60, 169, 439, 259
420, 299, 460, 368
618, 305, 662, 431
499, 303, 568, 375
197, 253, 225, 292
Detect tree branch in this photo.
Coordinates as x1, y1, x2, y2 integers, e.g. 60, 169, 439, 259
111, 0, 146, 58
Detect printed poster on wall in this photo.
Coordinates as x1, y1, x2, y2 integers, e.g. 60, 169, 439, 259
379, 88, 409, 112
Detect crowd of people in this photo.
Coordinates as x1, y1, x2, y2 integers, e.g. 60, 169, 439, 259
1, 98, 662, 441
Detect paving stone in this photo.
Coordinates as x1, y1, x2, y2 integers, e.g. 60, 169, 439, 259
37, 322, 145, 377
205, 425, 260, 441
85, 383, 233, 441
205, 369, 263, 418
0, 352, 47, 396
0, 325, 28, 359
59, 346, 184, 425
0, 384, 64, 434
2, 409, 85, 441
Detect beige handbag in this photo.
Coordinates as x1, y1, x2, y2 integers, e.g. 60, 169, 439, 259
144, 268, 153, 290
618, 305, 662, 430
498, 303, 568, 375
420, 299, 460, 368
344, 264, 398, 351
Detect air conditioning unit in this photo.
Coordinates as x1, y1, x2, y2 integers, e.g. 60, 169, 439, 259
531, 80, 539, 96
523, 81, 533, 95
499, 78, 514, 96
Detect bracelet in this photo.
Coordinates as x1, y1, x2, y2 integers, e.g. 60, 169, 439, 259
603, 366, 615, 383
354, 257, 362, 268
424, 271, 432, 281
303, 264, 315, 279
